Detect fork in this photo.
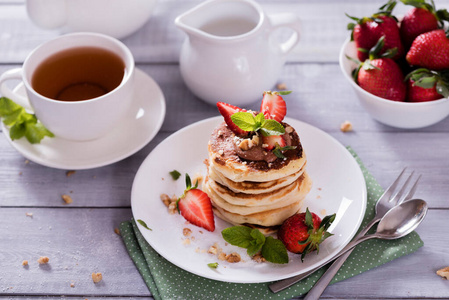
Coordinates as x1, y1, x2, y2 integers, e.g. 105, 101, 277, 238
269, 168, 421, 294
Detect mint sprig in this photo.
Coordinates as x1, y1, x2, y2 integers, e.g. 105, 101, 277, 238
231, 112, 285, 137
221, 226, 288, 264
137, 219, 152, 231
0, 97, 54, 144
169, 170, 181, 180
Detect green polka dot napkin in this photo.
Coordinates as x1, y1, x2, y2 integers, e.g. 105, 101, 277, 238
120, 147, 423, 300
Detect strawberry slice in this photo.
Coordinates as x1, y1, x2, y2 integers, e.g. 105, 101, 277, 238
260, 91, 287, 123
216, 102, 248, 136
262, 135, 286, 150
177, 174, 215, 232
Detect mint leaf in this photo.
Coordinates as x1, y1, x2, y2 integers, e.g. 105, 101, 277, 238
222, 226, 253, 248
273, 145, 297, 159
169, 170, 181, 180
259, 119, 285, 137
247, 228, 265, 256
137, 219, 152, 231
207, 262, 219, 269
231, 112, 261, 132
0, 97, 54, 144
278, 90, 292, 95
261, 236, 289, 264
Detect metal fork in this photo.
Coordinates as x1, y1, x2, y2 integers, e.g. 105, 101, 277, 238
269, 168, 421, 294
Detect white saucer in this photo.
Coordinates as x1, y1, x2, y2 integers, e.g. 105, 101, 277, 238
1, 68, 166, 170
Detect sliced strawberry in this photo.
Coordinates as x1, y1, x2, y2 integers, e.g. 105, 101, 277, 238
178, 189, 215, 232
216, 102, 248, 136
262, 135, 286, 150
260, 91, 287, 122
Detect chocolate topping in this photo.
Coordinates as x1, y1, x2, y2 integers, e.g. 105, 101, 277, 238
209, 122, 303, 171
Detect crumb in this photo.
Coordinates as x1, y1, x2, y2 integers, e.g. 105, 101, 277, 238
203, 158, 209, 166
285, 126, 293, 134
91, 272, 103, 283
252, 253, 266, 263
70, 282, 75, 288
25, 212, 33, 217
18, 172, 22, 176
37, 256, 49, 264
70, 190, 73, 194
183, 228, 192, 237
316, 195, 321, 199
340, 120, 353, 132
191, 236, 195, 241
160, 193, 171, 207
25, 160, 29, 164
208, 245, 218, 255
182, 238, 191, 245
437, 266, 449, 279
22, 260, 28, 266
62, 194, 73, 204
218, 252, 227, 261
114, 228, 120, 236
226, 252, 241, 263
195, 247, 200, 253
92, 175, 96, 179
161, 177, 165, 181
168, 202, 177, 214
318, 187, 322, 191
276, 83, 287, 90
192, 173, 203, 186
199, 231, 204, 234
320, 209, 327, 215
218, 149, 224, 156
66, 170, 76, 177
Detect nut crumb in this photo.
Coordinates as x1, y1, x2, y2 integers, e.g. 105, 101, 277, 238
25, 212, 33, 217
22, 260, 28, 266
62, 194, 72, 204
182, 238, 191, 245
218, 252, 227, 261
91, 272, 103, 283
252, 253, 266, 263
192, 173, 203, 186
25, 160, 29, 164
160, 193, 171, 207
37, 256, 49, 264
70, 282, 75, 288
168, 202, 177, 214
316, 195, 321, 199
276, 83, 287, 90
114, 228, 120, 236
208, 245, 218, 255
66, 170, 76, 177
437, 266, 449, 279
226, 252, 241, 263
18, 172, 22, 176
285, 126, 293, 134
218, 149, 224, 156
340, 120, 353, 132
183, 228, 192, 237
320, 209, 327, 215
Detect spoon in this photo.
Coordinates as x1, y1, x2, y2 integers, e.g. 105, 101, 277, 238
303, 198, 428, 300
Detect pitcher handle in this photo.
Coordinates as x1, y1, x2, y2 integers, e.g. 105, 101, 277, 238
0, 68, 33, 112
268, 13, 301, 55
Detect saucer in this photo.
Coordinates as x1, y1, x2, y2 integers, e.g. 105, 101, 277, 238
1, 68, 166, 170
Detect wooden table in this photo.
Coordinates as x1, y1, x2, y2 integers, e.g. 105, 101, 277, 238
1, 0, 448, 299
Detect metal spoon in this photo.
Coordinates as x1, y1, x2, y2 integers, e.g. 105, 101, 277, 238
303, 198, 428, 300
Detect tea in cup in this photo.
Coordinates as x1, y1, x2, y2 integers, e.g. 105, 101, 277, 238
0, 32, 135, 141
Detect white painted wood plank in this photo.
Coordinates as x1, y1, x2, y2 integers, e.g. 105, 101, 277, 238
0, 208, 447, 298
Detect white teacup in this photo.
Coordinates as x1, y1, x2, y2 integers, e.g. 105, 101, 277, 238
0, 32, 135, 141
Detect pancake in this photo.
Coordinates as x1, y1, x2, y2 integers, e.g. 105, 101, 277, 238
208, 162, 306, 194
208, 122, 307, 182
204, 172, 311, 215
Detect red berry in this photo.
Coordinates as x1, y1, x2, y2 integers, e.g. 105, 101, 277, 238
262, 135, 286, 150
178, 189, 215, 232
216, 102, 248, 136
260, 91, 287, 123
406, 29, 449, 70
407, 79, 442, 102
400, 7, 439, 48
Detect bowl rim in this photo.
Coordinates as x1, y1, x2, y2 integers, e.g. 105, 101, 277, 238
339, 38, 449, 107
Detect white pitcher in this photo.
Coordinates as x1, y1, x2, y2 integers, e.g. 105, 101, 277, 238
26, 0, 157, 39
175, 0, 301, 106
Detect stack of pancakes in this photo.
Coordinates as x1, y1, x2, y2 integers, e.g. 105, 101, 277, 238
203, 122, 312, 233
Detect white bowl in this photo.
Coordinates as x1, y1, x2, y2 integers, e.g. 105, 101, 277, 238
339, 38, 449, 129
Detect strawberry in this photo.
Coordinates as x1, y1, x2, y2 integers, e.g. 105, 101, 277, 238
405, 68, 449, 102
351, 36, 406, 101
177, 174, 215, 232
260, 91, 287, 123
347, 1, 404, 61
262, 135, 286, 150
216, 102, 248, 136
400, 0, 449, 48
277, 208, 335, 261
406, 29, 449, 70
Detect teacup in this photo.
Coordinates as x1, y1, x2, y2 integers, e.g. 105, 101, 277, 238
26, 0, 158, 39
0, 32, 135, 141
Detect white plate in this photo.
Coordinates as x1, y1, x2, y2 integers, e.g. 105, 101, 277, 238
1, 68, 165, 170
131, 117, 366, 283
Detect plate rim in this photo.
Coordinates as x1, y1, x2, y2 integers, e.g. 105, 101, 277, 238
131, 116, 367, 283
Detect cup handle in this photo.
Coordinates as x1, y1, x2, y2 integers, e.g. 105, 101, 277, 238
0, 68, 33, 112
267, 13, 301, 55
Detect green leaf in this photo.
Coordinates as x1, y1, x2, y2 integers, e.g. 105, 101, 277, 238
137, 219, 152, 231
273, 145, 297, 159
259, 119, 285, 137
320, 213, 336, 231
254, 112, 265, 125
305, 207, 313, 229
221, 226, 253, 248
169, 170, 181, 180
207, 262, 219, 269
231, 112, 260, 132
9, 122, 26, 140
261, 236, 288, 264
436, 82, 449, 98
247, 229, 265, 256
24, 121, 54, 144
278, 91, 292, 96
416, 77, 437, 89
